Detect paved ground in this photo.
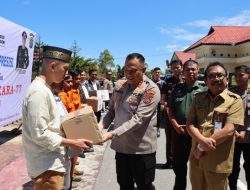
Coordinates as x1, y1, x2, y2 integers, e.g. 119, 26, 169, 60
0, 122, 248, 190
0, 121, 107, 190
94, 128, 188, 190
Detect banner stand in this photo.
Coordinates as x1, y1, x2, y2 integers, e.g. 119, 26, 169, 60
0, 17, 36, 128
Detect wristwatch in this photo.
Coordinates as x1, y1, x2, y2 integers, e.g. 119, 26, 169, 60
197, 144, 204, 152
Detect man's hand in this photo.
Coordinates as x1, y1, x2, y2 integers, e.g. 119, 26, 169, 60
64, 139, 93, 152
200, 137, 216, 151
160, 104, 165, 111
236, 131, 245, 142
102, 132, 113, 142
174, 124, 186, 135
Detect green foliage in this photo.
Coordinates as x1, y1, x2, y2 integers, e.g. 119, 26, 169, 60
70, 40, 81, 60
32, 35, 46, 76
69, 56, 98, 74
98, 49, 115, 75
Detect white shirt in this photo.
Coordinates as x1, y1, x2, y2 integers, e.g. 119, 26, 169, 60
54, 94, 68, 120
22, 77, 66, 178
92, 82, 98, 90
81, 83, 89, 98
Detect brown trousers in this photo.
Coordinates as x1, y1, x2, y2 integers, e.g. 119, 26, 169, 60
34, 170, 64, 190
189, 158, 229, 190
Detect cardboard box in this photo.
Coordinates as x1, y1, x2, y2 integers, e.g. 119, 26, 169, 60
61, 106, 102, 144
88, 90, 97, 97
86, 96, 102, 112
88, 90, 110, 101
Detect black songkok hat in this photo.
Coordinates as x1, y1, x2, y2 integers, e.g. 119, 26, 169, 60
43, 45, 72, 62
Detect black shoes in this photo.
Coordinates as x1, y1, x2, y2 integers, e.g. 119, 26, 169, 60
83, 147, 94, 153
78, 152, 85, 158
162, 162, 173, 169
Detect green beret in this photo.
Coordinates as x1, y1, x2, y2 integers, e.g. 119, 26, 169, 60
43, 45, 72, 62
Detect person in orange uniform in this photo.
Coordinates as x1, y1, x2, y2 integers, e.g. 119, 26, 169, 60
68, 68, 82, 110
59, 74, 75, 113
59, 70, 83, 184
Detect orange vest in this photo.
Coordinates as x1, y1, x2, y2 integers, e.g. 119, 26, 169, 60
58, 91, 76, 113
68, 88, 82, 110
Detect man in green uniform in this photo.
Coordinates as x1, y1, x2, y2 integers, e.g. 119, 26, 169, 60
167, 59, 206, 190
186, 62, 244, 190
99, 53, 160, 190
164, 60, 183, 169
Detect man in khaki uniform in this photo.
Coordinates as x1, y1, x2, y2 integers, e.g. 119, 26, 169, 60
186, 62, 244, 190
99, 53, 160, 190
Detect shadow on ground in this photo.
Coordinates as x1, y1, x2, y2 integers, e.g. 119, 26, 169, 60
0, 127, 22, 145
22, 181, 33, 190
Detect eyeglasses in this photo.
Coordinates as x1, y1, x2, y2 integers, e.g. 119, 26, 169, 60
207, 73, 226, 80
91, 74, 97, 76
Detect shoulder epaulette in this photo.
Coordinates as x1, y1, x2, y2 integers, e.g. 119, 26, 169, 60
115, 80, 127, 90
227, 90, 241, 99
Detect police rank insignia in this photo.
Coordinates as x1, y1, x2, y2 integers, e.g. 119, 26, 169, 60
143, 90, 155, 105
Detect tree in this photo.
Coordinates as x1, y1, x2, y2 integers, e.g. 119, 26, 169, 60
98, 49, 115, 75
69, 56, 98, 74
70, 40, 82, 67
32, 35, 46, 76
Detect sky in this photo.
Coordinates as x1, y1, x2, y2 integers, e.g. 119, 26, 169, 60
1, 0, 250, 71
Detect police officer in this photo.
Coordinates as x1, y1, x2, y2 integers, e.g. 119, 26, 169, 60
228, 65, 250, 190
164, 60, 183, 169
186, 62, 244, 190
99, 53, 160, 190
167, 59, 206, 190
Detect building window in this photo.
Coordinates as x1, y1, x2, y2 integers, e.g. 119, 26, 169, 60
213, 54, 216, 56
235, 54, 237, 57
228, 54, 230, 57
220, 54, 223, 57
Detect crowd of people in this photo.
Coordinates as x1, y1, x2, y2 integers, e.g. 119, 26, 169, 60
21, 45, 249, 190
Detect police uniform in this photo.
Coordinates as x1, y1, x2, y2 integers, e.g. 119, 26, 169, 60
165, 76, 183, 166
186, 89, 244, 190
168, 80, 206, 190
102, 75, 160, 190
228, 86, 250, 189
16, 45, 29, 69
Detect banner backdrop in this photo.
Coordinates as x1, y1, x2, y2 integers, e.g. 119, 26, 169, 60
0, 17, 36, 127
